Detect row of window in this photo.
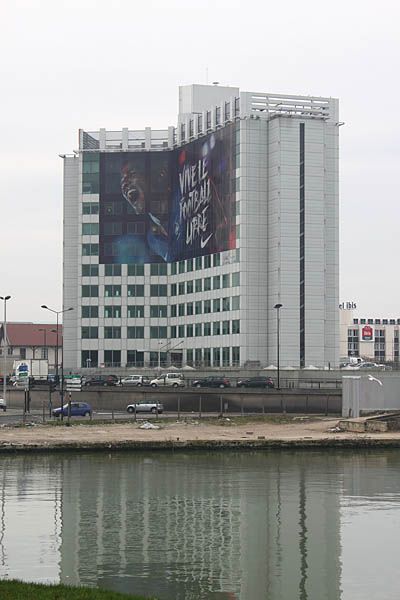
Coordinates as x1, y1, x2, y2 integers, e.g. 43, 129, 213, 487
82, 296, 240, 319
82, 320, 240, 339
81, 274, 240, 298
353, 318, 400, 325
81, 347, 240, 368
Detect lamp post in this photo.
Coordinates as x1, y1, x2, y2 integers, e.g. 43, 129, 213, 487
0, 296, 11, 407
274, 303, 283, 390
41, 305, 73, 414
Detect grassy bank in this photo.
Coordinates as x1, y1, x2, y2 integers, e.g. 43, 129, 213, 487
0, 580, 155, 600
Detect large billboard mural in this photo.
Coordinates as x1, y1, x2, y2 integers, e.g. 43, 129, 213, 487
99, 124, 236, 264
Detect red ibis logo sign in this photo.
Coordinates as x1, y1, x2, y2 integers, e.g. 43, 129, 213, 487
362, 326, 373, 341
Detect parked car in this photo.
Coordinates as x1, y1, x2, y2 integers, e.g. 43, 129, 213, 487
85, 375, 119, 387
192, 376, 231, 389
150, 373, 185, 388
357, 362, 387, 370
0, 398, 6, 412
126, 401, 164, 414
120, 375, 151, 387
52, 402, 92, 417
237, 376, 274, 389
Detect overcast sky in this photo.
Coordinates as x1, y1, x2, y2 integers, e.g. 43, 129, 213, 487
1, 0, 399, 325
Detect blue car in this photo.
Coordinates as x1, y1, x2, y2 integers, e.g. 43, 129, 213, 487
52, 402, 92, 418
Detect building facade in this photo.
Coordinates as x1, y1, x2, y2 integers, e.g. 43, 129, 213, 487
63, 84, 340, 370
0, 323, 63, 375
340, 308, 400, 363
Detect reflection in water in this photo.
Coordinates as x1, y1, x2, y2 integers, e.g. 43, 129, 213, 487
0, 450, 399, 599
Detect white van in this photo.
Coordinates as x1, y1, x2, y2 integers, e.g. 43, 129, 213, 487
150, 373, 185, 388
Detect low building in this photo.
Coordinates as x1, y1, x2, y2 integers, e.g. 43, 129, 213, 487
340, 309, 399, 363
0, 323, 63, 376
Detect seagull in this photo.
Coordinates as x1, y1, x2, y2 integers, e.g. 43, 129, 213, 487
367, 375, 383, 386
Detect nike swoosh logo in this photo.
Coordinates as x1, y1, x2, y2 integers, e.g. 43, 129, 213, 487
200, 233, 213, 248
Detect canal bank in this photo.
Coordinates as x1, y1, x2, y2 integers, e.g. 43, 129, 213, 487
2, 417, 400, 452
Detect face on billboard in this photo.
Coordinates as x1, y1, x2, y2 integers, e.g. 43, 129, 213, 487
99, 123, 236, 264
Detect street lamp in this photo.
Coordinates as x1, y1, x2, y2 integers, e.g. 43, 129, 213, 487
41, 305, 73, 415
274, 303, 283, 390
0, 296, 11, 407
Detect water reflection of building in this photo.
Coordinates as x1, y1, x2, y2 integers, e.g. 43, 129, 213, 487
59, 452, 342, 600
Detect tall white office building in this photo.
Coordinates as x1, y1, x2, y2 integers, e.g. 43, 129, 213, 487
62, 83, 339, 369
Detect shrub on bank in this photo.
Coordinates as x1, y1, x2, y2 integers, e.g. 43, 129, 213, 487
0, 580, 156, 600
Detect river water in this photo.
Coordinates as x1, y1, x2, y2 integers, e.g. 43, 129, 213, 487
0, 450, 399, 600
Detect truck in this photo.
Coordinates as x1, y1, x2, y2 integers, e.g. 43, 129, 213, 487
13, 359, 49, 384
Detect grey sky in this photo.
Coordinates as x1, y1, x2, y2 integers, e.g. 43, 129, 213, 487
1, 0, 399, 324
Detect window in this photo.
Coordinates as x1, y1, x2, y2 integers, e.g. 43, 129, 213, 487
204, 322, 211, 336
81, 326, 98, 339
150, 305, 168, 318
126, 221, 143, 234
204, 299, 211, 314
213, 348, 220, 367
222, 297, 230, 311
170, 263, 177, 275
150, 263, 167, 276
223, 320, 230, 335
104, 306, 121, 319
127, 264, 144, 276
20, 348, 26, 359
204, 277, 211, 291
213, 276, 220, 290
187, 259, 193, 272
236, 225, 240, 239
213, 298, 221, 312
82, 264, 99, 277
195, 279, 202, 293
186, 280, 194, 294
187, 302, 194, 316
204, 255, 211, 269
127, 305, 144, 318
126, 350, 144, 368
186, 324, 193, 337
170, 305, 177, 317
82, 244, 99, 256
195, 301, 202, 315
127, 326, 144, 338
186, 349, 193, 365
222, 347, 230, 367
81, 350, 98, 368
222, 274, 230, 288
213, 253, 220, 267
195, 256, 202, 270
104, 350, 121, 367
150, 326, 167, 339
178, 261, 185, 274
204, 348, 211, 367
82, 223, 99, 235
39, 346, 48, 359
104, 285, 121, 297
195, 348, 202, 365
178, 282, 185, 295
150, 284, 167, 297
178, 303, 185, 316
232, 296, 240, 310
82, 202, 99, 215
213, 322, 221, 335
82, 153, 99, 194
104, 203, 122, 216
178, 325, 185, 338
195, 323, 202, 337
82, 306, 98, 318
127, 284, 144, 297
232, 347, 240, 366
105, 264, 121, 277
171, 283, 177, 296
170, 326, 177, 338
82, 285, 98, 298
232, 319, 240, 334
104, 326, 121, 339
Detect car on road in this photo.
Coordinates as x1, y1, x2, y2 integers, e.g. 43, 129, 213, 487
0, 398, 6, 412
85, 375, 119, 387
357, 362, 387, 370
52, 402, 92, 417
126, 401, 164, 414
237, 376, 274, 389
191, 376, 231, 389
150, 373, 185, 388
120, 375, 151, 387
